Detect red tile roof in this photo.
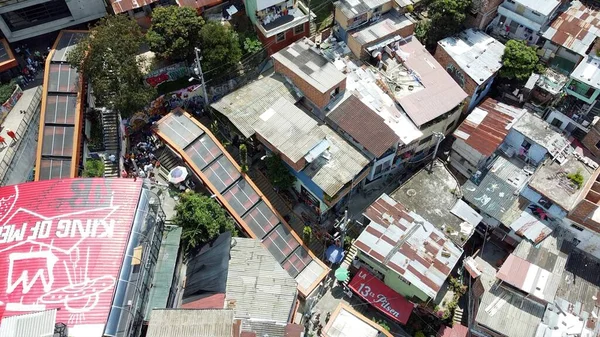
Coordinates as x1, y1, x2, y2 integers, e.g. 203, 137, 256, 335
453, 98, 522, 157
180, 293, 226, 309
327, 95, 398, 158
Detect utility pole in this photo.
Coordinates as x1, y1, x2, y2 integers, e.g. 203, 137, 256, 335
335, 210, 350, 250
193, 47, 209, 107
428, 132, 445, 172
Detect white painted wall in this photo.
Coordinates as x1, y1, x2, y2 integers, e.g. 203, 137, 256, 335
562, 218, 600, 260
521, 185, 568, 218
503, 129, 548, 165
416, 106, 462, 151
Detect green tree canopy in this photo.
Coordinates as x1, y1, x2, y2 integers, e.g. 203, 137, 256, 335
146, 6, 205, 61
500, 39, 543, 81
421, 0, 471, 49
173, 192, 237, 251
265, 155, 296, 190
82, 159, 105, 177
200, 22, 242, 76
67, 15, 156, 118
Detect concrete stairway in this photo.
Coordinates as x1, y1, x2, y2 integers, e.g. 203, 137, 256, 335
101, 108, 119, 178
453, 307, 464, 325
156, 147, 184, 181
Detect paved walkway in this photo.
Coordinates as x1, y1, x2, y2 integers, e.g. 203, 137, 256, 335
0, 85, 42, 184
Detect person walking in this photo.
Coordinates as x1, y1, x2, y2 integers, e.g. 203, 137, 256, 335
6, 129, 16, 142
0, 135, 6, 147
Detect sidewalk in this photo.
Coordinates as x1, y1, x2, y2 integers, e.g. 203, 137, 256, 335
0, 85, 42, 184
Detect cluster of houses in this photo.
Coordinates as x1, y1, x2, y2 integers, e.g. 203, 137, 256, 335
202, 0, 600, 336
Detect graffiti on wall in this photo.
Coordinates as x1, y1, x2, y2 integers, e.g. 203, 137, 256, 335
144, 62, 189, 88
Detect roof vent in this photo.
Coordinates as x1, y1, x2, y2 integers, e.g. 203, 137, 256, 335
406, 189, 416, 197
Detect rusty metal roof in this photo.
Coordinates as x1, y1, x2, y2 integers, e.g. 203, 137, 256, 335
355, 194, 463, 299
542, 1, 600, 56
327, 95, 398, 158
453, 98, 524, 158
110, 0, 160, 14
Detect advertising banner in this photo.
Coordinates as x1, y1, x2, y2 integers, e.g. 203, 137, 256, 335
0, 179, 143, 336
348, 267, 414, 324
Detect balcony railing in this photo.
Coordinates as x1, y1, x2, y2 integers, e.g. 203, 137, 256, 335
255, 0, 310, 37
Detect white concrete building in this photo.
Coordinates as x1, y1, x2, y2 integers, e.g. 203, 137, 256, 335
0, 0, 106, 42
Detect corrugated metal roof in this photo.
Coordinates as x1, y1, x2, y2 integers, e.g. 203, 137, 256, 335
226, 238, 297, 323
327, 95, 398, 158
454, 98, 523, 157
254, 98, 325, 163
497, 254, 562, 301
304, 125, 369, 196
144, 226, 182, 320
438, 29, 505, 85
0, 179, 143, 337
355, 194, 463, 299
396, 39, 468, 126
0, 309, 56, 337
146, 309, 234, 337
351, 13, 413, 46
509, 210, 554, 244
462, 156, 529, 224
570, 54, 600, 90
211, 73, 299, 138
335, 0, 388, 20
272, 39, 346, 93
542, 1, 600, 56
475, 285, 545, 337
109, 0, 160, 14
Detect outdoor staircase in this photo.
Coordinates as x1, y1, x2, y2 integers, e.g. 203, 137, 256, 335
101, 108, 120, 178
156, 147, 184, 181
453, 307, 464, 325
339, 243, 358, 286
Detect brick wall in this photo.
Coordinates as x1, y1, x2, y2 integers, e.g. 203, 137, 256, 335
257, 22, 310, 56
582, 122, 600, 159
255, 132, 307, 172
568, 168, 600, 233
434, 45, 478, 113
274, 58, 346, 110
464, 0, 504, 29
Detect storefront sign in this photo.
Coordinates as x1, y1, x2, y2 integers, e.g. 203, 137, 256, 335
348, 267, 414, 324
145, 62, 189, 87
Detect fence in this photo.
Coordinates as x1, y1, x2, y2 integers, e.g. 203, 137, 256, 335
0, 86, 42, 185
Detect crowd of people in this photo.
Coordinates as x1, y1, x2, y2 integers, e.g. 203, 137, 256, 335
14, 44, 48, 86
122, 139, 161, 181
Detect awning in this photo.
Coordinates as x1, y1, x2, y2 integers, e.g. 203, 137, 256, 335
348, 267, 413, 325
509, 209, 554, 244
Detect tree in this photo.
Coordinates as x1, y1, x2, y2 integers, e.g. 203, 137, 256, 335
82, 159, 105, 177
239, 144, 248, 173
146, 6, 205, 61
424, 0, 471, 49
67, 15, 156, 118
200, 22, 242, 75
173, 192, 237, 252
500, 39, 543, 81
265, 155, 296, 190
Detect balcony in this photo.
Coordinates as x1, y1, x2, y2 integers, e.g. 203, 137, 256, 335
255, 0, 311, 38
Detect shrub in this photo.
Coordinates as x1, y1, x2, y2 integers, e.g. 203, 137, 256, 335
567, 170, 584, 189
0, 81, 16, 103
414, 331, 426, 337
82, 159, 105, 177
406, 4, 414, 12
303, 226, 312, 243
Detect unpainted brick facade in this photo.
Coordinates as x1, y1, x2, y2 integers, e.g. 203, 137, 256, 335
464, 0, 504, 30
273, 58, 347, 110
258, 22, 310, 55
582, 121, 600, 159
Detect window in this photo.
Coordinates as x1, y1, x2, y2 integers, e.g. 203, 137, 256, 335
445, 120, 456, 132
521, 139, 532, 150
373, 5, 382, 13
596, 140, 600, 149
276, 32, 286, 43
330, 86, 340, 99
1, 0, 71, 32
551, 118, 563, 128
538, 197, 553, 209
571, 223, 585, 232
293, 24, 305, 35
